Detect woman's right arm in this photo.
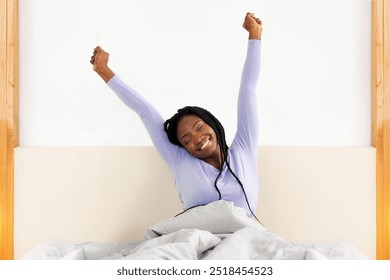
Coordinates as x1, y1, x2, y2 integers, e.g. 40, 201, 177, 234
90, 47, 179, 168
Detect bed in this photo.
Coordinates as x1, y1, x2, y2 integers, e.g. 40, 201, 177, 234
14, 146, 376, 259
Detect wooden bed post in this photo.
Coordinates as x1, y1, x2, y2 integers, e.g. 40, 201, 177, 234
0, 0, 19, 260
372, 0, 390, 260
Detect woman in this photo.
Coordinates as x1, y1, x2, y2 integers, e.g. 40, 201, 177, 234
90, 12, 262, 218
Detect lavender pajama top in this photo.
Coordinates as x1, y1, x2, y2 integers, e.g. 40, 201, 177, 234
107, 40, 261, 215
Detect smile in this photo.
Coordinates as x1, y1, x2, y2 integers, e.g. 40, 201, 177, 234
200, 138, 210, 150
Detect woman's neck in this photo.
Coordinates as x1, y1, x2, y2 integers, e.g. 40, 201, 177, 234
204, 146, 224, 170
204, 157, 223, 170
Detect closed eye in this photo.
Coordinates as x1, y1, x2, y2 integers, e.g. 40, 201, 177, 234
182, 137, 190, 146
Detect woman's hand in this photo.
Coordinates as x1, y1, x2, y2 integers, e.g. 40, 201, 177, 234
90, 46, 115, 83
243, 12, 262, 40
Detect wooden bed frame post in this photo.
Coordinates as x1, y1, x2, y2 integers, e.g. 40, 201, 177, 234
372, 0, 390, 260
0, 0, 18, 260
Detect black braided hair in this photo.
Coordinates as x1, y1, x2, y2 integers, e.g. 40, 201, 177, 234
164, 106, 260, 222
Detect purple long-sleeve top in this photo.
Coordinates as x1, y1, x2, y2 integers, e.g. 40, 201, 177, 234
107, 40, 261, 215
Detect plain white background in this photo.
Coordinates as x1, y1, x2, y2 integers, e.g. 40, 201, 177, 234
19, 0, 371, 146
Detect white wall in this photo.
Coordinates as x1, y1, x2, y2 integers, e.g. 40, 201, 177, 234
19, 0, 372, 147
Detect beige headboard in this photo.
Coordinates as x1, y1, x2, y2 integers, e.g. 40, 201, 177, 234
14, 146, 376, 259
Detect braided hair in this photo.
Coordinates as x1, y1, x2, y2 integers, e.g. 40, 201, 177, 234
164, 106, 259, 220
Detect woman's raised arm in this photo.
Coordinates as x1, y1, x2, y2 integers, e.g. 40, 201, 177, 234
232, 13, 262, 153
90, 46, 180, 169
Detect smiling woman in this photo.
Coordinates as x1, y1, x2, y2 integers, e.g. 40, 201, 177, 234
91, 13, 263, 220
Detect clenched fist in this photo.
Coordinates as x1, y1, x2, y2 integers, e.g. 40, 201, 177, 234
90, 46, 115, 83
243, 13, 262, 40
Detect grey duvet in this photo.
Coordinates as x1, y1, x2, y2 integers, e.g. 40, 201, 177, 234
22, 201, 368, 260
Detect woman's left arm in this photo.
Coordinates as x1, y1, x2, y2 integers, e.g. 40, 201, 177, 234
232, 13, 262, 152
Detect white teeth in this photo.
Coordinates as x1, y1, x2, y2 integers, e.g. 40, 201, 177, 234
200, 139, 210, 150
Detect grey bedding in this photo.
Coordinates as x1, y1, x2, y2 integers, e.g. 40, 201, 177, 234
21, 201, 368, 260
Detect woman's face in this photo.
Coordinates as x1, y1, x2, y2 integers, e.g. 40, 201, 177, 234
176, 114, 220, 160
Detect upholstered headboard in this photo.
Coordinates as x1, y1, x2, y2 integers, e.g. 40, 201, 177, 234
14, 146, 376, 259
